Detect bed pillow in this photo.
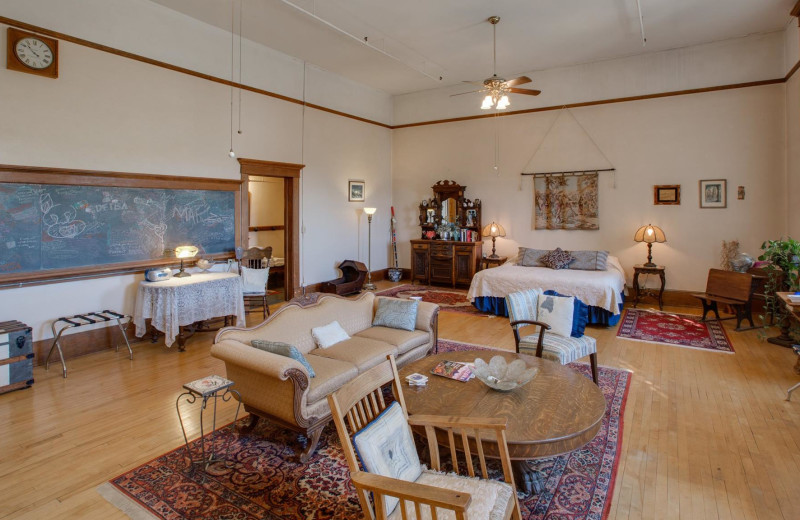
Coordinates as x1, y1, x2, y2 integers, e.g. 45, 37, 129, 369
543, 290, 589, 337
518, 248, 550, 267
353, 401, 422, 517
311, 321, 350, 349
251, 340, 315, 377
536, 291, 575, 337
372, 298, 419, 331
540, 248, 574, 270
568, 250, 609, 271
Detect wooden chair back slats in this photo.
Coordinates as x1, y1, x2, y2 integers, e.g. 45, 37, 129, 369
706, 268, 753, 302
240, 246, 273, 269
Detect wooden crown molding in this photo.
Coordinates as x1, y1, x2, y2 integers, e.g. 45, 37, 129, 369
0, 16, 797, 132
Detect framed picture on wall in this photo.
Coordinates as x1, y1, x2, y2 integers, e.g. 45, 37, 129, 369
654, 185, 680, 205
699, 179, 727, 208
348, 180, 365, 202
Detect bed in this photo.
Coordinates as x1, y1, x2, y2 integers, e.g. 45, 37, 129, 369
467, 255, 627, 326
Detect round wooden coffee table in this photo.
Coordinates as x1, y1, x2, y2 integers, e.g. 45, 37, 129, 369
399, 350, 606, 494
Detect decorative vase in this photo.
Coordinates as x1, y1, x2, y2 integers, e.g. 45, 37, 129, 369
387, 268, 402, 282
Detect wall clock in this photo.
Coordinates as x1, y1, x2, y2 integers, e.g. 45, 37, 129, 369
6, 27, 58, 79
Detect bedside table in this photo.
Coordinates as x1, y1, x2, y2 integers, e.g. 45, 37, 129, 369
632, 265, 666, 310
482, 256, 508, 270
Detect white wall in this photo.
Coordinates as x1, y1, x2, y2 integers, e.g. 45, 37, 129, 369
0, 2, 392, 340
248, 178, 285, 257
786, 20, 800, 239
393, 85, 786, 291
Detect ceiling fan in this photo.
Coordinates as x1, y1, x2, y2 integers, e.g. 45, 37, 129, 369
454, 16, 541, 110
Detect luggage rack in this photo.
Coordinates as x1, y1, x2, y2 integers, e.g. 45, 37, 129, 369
47, 310, 132, 378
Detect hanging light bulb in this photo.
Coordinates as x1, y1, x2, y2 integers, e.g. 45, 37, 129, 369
481, 95, 494, 110
496, 95, 510, 109
229, 148, 236, 158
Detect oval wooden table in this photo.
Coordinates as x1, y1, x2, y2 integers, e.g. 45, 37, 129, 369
399, 350, 606, 494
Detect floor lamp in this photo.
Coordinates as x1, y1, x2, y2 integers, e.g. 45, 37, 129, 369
363, 207, 377, 291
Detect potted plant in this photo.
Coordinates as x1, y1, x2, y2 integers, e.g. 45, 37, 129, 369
758, 238, 800, 339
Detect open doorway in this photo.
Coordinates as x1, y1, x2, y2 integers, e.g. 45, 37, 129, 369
239, 159, 302, 303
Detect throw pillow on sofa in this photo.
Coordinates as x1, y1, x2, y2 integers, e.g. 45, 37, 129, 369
251, 340, 315, 378
311, 321, 350, 349
372, 298, 419, 331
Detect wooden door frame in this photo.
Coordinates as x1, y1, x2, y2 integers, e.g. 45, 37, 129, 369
238, 158, 303, 299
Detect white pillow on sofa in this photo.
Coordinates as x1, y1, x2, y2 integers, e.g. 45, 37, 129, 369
311, 321, 350, 349
536, 290, 575, 337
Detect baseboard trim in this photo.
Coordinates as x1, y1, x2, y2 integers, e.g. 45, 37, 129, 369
627, 287, 702, 309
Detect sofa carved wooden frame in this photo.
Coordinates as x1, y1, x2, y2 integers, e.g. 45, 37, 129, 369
235, 292, 440, 462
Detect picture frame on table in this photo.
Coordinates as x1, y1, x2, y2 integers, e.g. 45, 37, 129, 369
348, 180, 365, 202
653, 185, 680, 205
699, 179, 727, 208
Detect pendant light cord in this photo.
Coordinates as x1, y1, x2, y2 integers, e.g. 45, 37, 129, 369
238, 0, 243, 134
229, 0, 235, 154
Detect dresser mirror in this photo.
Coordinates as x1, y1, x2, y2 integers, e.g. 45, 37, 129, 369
418, 180, 481, 241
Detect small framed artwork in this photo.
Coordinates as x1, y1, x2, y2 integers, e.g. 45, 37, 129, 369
654, 185, 680, 205
348, 180, 365, 202
699, 179, 727, 208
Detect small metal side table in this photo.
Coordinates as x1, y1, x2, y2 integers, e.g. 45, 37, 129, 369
632, 265, 666, 310
176, 375, 241, 469
482, 256, 508, 270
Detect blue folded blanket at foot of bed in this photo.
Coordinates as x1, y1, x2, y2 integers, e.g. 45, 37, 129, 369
473, 291, 624, 327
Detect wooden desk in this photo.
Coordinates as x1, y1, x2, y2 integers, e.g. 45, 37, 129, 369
133, 272, 245, 350
399, 350, 605, 494
767, 292, 800, 349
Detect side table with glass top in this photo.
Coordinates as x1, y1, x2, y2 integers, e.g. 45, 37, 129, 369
176, 375, 241, 469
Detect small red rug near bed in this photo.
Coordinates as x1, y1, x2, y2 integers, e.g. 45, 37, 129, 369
376, 284, 489, 316
103, 339, 630, 520
616, 308, 734, 353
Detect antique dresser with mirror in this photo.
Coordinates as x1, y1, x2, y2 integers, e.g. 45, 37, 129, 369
411, 180, 483, 287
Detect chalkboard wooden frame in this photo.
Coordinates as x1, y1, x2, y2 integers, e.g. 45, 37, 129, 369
0, 164, 241, 287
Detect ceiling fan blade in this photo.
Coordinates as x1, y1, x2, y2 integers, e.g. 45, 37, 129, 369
509, 87, 541, 96
449, 89, 485, 97
505, 76, 532, 87
462, 80, 486, 86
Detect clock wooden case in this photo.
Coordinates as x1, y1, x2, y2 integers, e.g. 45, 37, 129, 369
7, 27, 59, 79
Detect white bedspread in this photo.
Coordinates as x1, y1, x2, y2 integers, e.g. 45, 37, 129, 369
467, 256, 626, 314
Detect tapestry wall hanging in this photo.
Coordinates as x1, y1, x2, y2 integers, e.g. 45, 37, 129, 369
533, 172, 599, 230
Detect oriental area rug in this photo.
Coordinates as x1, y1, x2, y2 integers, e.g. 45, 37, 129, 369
101, 339, 631, 520
376, 284, 489, 316
616, 308, 734, 353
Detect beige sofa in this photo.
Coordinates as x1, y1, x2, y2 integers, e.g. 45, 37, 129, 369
211, 291, 439, 461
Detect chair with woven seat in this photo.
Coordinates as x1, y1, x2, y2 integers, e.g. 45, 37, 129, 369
328, 356, 521, 520
237, 246, 272, 319
505, 289, 598, 384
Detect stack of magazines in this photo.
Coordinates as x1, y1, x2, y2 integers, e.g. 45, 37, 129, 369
430, 360, 474, 382
787, 292, 800, 304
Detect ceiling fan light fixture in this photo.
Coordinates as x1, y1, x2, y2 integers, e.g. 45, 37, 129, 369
496, 95, 510, 109
481, 95, 494, 110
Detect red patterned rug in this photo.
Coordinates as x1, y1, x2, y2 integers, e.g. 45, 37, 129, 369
616, 308, 734, 353
376, 284, 489, 316
103, 340, 630, 520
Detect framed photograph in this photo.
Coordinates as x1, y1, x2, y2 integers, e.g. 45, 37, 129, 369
348, 180, 365, 202
699, 179, 727, 208
654, 185, 680, 205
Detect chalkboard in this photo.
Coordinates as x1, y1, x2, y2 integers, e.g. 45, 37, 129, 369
0, 182, 236, 274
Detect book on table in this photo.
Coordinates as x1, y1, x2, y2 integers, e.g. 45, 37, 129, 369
430, 360, 474, 382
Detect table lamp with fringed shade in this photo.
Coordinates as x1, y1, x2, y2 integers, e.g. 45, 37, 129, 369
633, 224, 666, 267
482, 221, 506, 259
173, 245, 198, 278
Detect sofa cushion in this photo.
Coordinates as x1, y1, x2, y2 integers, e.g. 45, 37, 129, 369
311, 336, 398, 373
304, 355, 359, 404
355, 327, 430, 355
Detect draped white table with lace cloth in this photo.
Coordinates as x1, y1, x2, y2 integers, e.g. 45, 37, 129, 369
134, 272, 245, 348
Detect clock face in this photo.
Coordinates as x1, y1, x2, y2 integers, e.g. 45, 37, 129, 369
14, 37, 54, 70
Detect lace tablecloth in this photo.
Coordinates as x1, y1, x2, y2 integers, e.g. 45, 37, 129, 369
134, 272, 246, 347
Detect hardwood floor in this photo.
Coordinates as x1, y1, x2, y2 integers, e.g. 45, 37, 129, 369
1, 283, 799, 519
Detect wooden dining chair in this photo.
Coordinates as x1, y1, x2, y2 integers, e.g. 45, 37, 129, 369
328, 356, 521, 520
237, 246, 272, 319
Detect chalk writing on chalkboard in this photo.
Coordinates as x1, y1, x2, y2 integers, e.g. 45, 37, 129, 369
0, 183, 235, 274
